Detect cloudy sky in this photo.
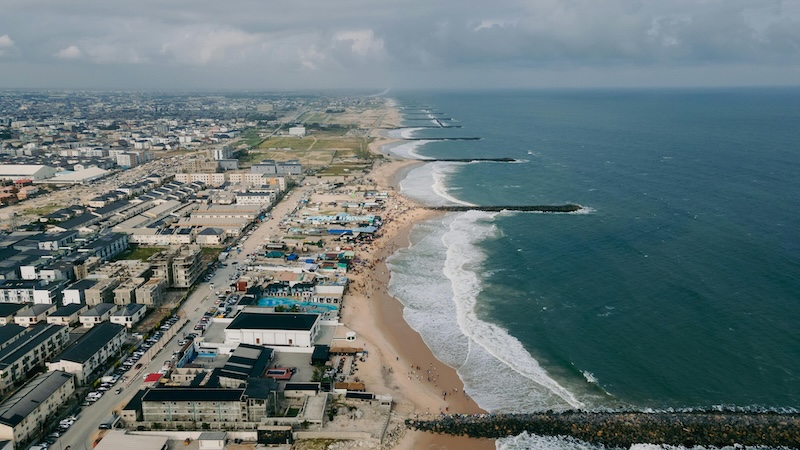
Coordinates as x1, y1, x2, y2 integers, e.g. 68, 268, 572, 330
1, 0, 799, 90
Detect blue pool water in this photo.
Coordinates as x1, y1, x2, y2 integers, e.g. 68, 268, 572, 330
257, 297, 339, 312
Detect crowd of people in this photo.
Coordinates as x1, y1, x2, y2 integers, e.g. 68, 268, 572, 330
405, 411, 800, 447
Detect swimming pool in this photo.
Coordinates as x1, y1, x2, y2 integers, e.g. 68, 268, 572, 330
257, 297, 339, 312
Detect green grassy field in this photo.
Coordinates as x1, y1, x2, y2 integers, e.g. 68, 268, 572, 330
119, 245, 163, 261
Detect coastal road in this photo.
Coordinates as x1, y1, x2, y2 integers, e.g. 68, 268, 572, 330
54, 182, 311, 450
56, 263, 242, 450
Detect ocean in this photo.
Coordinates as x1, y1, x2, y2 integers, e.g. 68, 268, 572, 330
383, 89, 800, 448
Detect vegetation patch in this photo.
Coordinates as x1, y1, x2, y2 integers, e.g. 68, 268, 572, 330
20, 204, 61, 217
118, 245, 163, 261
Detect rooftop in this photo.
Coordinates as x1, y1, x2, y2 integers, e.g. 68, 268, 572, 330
0, 371, 74, 427
0, 324, 66, 370
52, 322, 124, 363
0, 303, 27, 317
49, 303, 87, 317
141, 387, 244, 402
226, 312, 319, 331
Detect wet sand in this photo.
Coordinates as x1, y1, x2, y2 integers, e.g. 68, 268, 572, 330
338, 113, 495, 449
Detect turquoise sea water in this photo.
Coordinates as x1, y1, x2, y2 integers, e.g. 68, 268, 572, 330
384, 89, 800, 448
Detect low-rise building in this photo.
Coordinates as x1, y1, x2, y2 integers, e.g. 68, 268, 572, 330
13, 304, 56, 327
217, 344, 273, 388
195, 228, 225, 245
235, 192, 275, 206
77, 232, 129, 261
0, 325, 27, 351
224, 312, 321, 348
0, 164, 57, 182
93, 430, 168, 450
0, 371, 75, 447
127, 227, 194, 246
0, 280, 61, 305
114, 277, 145, 305
62, 278, 97, 305
47, 322, 126, 385
84, 278, 120, 306
135, 278, 166, 306
171, 245, 203, 288
46, 303, 89, 326
174, 173, 226, 187
110, 304, 146, 329
137, 383, 273, 426
0, 324, 69, 394
79, 303, 117, 328
0, 304, 26, 326
313, 283, 345, 305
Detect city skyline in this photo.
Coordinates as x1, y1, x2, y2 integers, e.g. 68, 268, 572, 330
1, 0, 800, 90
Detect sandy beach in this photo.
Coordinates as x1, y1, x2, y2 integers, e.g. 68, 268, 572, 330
336, 105, 496, 449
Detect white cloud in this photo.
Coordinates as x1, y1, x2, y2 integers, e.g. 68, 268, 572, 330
334, 30, 385, 57
159, 26, 265, 65
54, 45, 83, 59
1, 0, 800, 88
0, 34, 14, 57
0, 34, 13, 48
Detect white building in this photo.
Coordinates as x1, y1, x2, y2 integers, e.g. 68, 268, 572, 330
0, 280, 61, 305
224, 312, 321, 348
174, 173, 226, 187
13, 304, 56, 327
0, 325, 69, 395
110, 303, 146, 329
47, 303, 89, 326
288, 126, 306, 137
211, 146, 233, 160
235, 191, 276, 206
0, 371, 75, 447
313, 284, 345, 304
80, 303, 117, 328
47, 322, 126, 385
0, 164, 56, 181
195, 227, 225, 245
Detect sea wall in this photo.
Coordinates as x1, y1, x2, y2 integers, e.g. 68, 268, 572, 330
406, 411, 800, 448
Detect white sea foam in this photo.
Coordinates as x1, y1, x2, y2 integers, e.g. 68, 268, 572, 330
498, 432, 743, 450
431, 164, 475, 206
388, 212, 588, 414
388, 140, 433, 160
400, 162, 474, 206
386, 127, 425, 140
400, 127, 424, 139
497, 433, 605, 450
441, 211, 585, 411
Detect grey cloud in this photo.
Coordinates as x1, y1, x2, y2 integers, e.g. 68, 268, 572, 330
0, 0, 798, 88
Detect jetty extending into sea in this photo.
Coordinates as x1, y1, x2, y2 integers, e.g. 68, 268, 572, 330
406, 411, 800, 448
421, 157, 516, 162
427, 204, 582, 213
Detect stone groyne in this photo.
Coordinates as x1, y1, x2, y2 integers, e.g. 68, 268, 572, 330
423, 157, 516, 163
403, 137, 481, 141
406, 412, 800, 448
427, 204, 582, 213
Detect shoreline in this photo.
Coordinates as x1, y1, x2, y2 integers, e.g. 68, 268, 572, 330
339, 104, 495, 449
